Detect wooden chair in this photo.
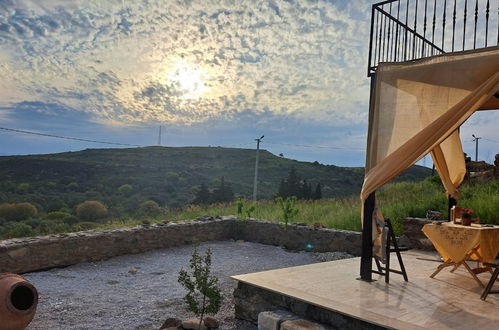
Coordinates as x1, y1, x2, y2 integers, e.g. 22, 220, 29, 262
372, 218, 409, 283
480, 262, 499, 300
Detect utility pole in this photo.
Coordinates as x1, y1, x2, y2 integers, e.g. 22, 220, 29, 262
252, 135, 264, 202
158, 126, 162, 146
472, 134, 481, 161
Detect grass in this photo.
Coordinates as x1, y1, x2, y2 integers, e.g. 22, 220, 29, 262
161, 177, 499, 235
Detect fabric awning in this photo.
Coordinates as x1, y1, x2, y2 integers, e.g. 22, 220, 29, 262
361, 47, 499, 203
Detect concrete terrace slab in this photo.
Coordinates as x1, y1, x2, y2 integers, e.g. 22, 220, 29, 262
232, 250, 499, 329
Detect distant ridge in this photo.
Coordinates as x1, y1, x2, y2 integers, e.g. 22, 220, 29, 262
0, 146, 431, 210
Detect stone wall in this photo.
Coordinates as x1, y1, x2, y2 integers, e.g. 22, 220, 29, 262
234, 282, 387, 330
0, 217, 361, 274
401, 217, 435, 250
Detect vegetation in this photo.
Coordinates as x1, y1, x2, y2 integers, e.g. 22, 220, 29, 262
0, 146, 430, 212
178, 243, 222, 330
192, 177, 234, 205
276, 168, 322, 200
76, 201, 108, 221
1, 176, 499, 239
275, 196, 299, 229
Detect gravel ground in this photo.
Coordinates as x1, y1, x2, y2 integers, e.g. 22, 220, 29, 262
24, 241, 352, 330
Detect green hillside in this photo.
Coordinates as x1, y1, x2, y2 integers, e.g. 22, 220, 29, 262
0, 146, 431, 212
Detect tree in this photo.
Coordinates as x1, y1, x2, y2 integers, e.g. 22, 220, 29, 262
193, 184, 211, 205
76, 200, 108, 221
313, 183, 322, 200
178, 243, 222, 330
212, 177, 234, 203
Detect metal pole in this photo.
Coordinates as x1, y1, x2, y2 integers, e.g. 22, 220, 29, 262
359, 73, 377, 282
472, 134, 481, 161
252, 135, 264, 201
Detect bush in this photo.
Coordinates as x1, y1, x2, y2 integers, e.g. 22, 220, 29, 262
38, 220, 71, 235
6, 222, 35, 238
138, 200, 161, 218
46, 211, 70, 220
118, 184, 133, 196
63, 215, 79, 226
76, 201, 108, 221
0, 202, 38, 221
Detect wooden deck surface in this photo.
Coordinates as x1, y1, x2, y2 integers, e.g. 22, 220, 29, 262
232, 250, 498, 330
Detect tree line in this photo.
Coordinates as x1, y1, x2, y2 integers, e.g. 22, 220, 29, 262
276, 167, 322, 200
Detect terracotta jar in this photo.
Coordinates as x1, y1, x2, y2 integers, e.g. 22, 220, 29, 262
0, 273, 38, 330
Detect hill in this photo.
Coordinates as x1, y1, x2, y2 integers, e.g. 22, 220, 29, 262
0, 146, 431, 212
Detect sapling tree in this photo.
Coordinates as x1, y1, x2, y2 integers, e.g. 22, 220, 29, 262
244, 204, 256, 219
236, 198, 244, 218
178, 243, 222, 330
276, 196, 299, 230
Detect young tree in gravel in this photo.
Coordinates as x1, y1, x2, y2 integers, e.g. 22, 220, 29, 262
178, 243, 222, 330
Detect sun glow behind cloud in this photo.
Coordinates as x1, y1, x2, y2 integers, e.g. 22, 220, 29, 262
166, 60, 208, 99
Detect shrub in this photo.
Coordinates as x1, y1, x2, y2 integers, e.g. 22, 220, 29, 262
38, 220, 70, 235
276, 196, 299, 230
0, 202, 38, 221
67, 182, 79, 190
76, 201, 108, 221
138, 200, 161, 218
46, 211, 70, 220
63, 215, 79, 226
17, 183, 30, 192
118, 184, 133, 196
6, 222, 35, 238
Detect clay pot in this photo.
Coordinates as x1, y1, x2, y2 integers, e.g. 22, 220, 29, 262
0, 273, 38, 330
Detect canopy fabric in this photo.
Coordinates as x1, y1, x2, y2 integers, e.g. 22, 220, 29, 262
361, 47, 499, 203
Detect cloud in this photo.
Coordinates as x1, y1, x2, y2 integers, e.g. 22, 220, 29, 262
0, 0, 374, 126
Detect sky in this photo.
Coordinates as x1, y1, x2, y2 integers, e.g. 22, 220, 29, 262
0, 0, 497, 167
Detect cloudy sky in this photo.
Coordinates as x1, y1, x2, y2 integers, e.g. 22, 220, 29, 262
0, 0, 497, 166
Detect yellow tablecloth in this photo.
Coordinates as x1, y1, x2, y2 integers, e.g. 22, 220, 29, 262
422, 223, 499, 263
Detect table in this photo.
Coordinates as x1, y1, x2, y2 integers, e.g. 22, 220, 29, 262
422, 222, 499, 287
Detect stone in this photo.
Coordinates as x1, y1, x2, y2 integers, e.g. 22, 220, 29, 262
258, 310, 298, 330
7, 247, 29, 259
182, 318, 207, 330
128, 268, 139, 274
203, 316, 219, 328
281, 319, 331, 330
160, 317, 182, 329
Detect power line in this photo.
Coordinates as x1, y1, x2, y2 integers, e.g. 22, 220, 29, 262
0, 127, 144, 147
265, 141, 365, 151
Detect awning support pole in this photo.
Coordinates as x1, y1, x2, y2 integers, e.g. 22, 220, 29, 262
360, 192, 376, 281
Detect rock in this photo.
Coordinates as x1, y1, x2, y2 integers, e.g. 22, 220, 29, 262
203, 316, 219, 328
425, 210, 442, 220
196, 215, 215, 222
313, 222, 325, 229
281, 319, 331, 330
182, 318, 207, 330
160, 317, 182, 329
128, 268, 139, 274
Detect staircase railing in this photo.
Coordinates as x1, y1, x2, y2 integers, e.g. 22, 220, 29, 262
368, 0, 499, 76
